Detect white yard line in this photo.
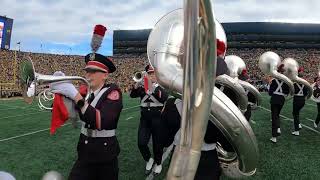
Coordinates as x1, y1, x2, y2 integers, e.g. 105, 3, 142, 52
0, 111, 47, 120
0, 123, 71, 142
0, 103, 41, 111
306, 118, 315, 123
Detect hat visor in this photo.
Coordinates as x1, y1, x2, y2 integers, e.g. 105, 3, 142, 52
83, 65, 108, 73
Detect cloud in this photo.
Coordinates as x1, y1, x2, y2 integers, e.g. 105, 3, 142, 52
0, 0, 319, 54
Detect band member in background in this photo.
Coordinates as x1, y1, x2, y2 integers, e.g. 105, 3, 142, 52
291, 67, 308, 136
313, 76, 320, 128
238, 69, 255, 121
130, 65, 168, 175
268, 64, 290, 143
51, 53, 123, 180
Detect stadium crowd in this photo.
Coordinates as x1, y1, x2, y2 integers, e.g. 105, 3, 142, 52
0, 48, 320, 98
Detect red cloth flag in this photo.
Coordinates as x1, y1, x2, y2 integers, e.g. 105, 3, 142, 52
50, 94, 69, 135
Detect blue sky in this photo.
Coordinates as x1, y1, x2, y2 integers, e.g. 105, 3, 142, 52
1, 0, 320, 56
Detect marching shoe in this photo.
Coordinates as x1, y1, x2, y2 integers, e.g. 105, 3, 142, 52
277, 128, 281, 135
299, 124, 302, 129
291, 131, 300, 136
314, 122, 318, 128
145, 158, 154, 175
270, 137, 277, 143
153, 164, 162, 174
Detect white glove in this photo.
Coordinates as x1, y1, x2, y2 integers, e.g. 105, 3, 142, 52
27, 82, 35, 97
50, 82, 78, 100
50, 71, 78, 100
53, 71, 65, 76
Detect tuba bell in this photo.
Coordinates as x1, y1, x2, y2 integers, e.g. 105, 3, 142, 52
258, 51, 294, 98
282, 58, 313, 100
147, 7, 258, 179
20, 56, 90, 110
224, 55, 262, 109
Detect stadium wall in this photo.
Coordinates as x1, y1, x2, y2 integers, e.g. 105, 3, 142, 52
113, 22, 320, 54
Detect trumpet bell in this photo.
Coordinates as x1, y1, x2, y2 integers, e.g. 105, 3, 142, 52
133, 71, 144, 83
20, 57, 36, 104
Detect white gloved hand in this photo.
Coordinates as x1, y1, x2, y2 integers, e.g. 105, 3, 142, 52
53, 71, 65, 76
50, 71, 78, 100
50, 82, 78, 100
26, 82, 35, 97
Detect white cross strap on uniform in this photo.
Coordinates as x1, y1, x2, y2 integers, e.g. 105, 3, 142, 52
81, 87, 116, 138
295, 84, 305, 96
273, 79, 285, 96
140, 94, 164, 107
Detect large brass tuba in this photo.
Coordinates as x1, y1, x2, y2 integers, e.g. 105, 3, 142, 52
282, 58, 313, 99
224, 55, 262, 109
147, 6, 258, 180
20, 56, 90, 110
259, 51, 294, 97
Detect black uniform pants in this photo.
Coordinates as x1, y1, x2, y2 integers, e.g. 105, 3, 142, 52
271, 103, 284, 137
292, 98, 305, 131
244, 104, 252, 121
68, 158, 118, 180
194, 149, 221, 180
316, 103, 320, 125
138, 109, 164, 165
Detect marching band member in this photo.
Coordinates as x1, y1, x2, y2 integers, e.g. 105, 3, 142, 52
291, 67, 308, 136
51, 53, 123, 180
51, 24, 123, 180
238, 69, 255, 121
268, 64, 290, 143
130, 65, 168, 175
313, 76, 320, 128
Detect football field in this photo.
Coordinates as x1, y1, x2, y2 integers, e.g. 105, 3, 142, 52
0, 93, 319, 180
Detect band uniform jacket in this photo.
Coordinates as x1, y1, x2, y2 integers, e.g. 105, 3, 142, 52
293, 82, 308, 102
268, 79, 290, 105
129, 84, 168, 110
77, 83, 123, 163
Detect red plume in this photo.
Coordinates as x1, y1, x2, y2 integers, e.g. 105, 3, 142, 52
91, 24, 107, 53
217, 39, 226, 57
94, 25, 107, 36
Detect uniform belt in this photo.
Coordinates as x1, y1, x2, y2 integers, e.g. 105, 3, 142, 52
141, 102, 163, 107
273, 92, 285, 96
201, 143, 216, 151
294, 94, 304, 97
81, 127, 115, 138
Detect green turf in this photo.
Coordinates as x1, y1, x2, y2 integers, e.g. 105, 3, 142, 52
0, 93, 319, 180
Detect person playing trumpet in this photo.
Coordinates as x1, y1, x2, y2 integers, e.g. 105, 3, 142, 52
130, 65, 168, 175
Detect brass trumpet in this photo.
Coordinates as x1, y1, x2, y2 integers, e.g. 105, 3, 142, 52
132, 71, 145, 83
20, 56, 90, 110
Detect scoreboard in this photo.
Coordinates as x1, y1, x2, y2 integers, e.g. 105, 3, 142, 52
0, 16, 13, 50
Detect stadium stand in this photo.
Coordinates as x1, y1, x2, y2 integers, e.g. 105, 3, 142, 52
1, 22, 320, 98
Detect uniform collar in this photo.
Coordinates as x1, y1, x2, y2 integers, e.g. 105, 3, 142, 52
90, 84, 105, 97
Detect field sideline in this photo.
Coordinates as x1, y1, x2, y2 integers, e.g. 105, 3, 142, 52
0, 93, 319, 180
